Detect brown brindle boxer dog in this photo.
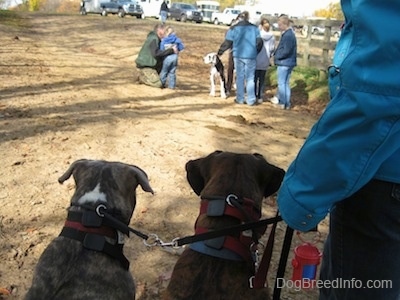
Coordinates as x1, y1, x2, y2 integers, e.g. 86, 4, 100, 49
25, 159, 154, 300
164, 151, 285, 300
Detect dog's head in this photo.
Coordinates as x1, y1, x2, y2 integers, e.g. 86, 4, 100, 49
58, 159, 154, 224
186, 150, 285, 205
203, 52, 218, 65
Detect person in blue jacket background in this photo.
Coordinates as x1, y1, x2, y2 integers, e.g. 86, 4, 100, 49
218, 11, 263, 106
276, 0, 400, 299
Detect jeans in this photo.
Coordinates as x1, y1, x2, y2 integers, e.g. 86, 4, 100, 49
254, 69, 267, 100
277, 65, 294, 108
234, 57, 256, 105
160, 11, 167, 24
319, 179, 400, 300
160, 54, 178, 89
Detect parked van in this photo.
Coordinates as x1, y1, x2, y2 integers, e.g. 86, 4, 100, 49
139, 0, 168, 19
196, 0, 219, 23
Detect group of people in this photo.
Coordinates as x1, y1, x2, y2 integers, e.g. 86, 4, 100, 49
134, 1, 400, 298
135, 12, 297, 109
218, 13, 296, 108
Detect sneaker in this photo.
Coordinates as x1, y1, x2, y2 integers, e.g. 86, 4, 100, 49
269, 96, 279, 104
234, 99, 244, 104
257, 98, 263, 104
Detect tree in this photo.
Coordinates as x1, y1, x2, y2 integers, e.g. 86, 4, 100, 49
28, 0, 40, 10
314, 2, 344, 20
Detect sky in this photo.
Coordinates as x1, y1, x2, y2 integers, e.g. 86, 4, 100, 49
256, 0, 340, 17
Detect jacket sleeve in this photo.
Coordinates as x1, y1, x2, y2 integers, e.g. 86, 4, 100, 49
277, 89, 400, 231
149, 39, 174, 58
176, 37, 185, 51
218, 40, 233, 56
274, 33, 295, 60
256, 37, 263, 53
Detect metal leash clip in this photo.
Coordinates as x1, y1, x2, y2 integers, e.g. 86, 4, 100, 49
226, 194, 239, 207
143, 234, 181, 253
143, 233, 161, 247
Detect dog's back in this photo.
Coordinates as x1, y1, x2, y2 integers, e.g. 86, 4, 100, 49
26, 238, 136, 300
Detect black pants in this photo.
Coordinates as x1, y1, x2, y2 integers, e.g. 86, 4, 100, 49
226, 51, 234, 94
319, 179, 400, 300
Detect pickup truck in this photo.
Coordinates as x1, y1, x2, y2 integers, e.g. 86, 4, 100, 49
211, 8, 241, 26
80, 0, 143, 18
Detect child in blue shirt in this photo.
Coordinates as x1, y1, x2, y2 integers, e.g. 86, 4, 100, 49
159, 26, 184, 89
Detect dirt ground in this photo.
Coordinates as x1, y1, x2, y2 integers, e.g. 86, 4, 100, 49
0, 13, 329, 299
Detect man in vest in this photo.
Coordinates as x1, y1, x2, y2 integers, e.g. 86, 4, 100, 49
135, 24, 177, 88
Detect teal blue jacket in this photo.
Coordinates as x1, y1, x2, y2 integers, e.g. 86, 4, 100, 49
277, 0, 400, 231
218, 20, 262, 59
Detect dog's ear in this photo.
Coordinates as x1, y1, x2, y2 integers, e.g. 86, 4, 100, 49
263, 164, 285, 197
58, 159, 88, 184
128, 165, 154, 194
186, 151, 222, 195
186, 158, 204, 196
254, 154, 285, 197
211, 54, 218, 64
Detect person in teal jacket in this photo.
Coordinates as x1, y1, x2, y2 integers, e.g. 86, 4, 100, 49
276, 0, 400, 299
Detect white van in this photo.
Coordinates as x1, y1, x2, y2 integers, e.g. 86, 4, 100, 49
196, 0, 219, 23
139, 0, 168, 18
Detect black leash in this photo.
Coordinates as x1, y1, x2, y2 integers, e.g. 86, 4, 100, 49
77, 203, 294, 299
76, 203, 149, 240
78, 202, 281, 249
273, 225, 294, 300
173, 215, 283, 247
98, 205, 149, 240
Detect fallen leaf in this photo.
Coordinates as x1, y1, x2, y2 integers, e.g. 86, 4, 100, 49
0, 287, 11, 295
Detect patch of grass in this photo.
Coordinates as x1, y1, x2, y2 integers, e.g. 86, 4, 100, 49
0, 10, 30, 28
266, 65, 329, 104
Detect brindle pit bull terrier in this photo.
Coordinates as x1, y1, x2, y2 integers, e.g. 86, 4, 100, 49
164, 151, 285, 300
25, 159, 154, 300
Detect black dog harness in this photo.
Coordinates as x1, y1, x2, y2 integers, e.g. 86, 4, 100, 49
59, 203, 130, 270
190, 194, 265, 264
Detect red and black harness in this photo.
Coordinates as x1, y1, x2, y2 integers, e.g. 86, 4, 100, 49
172, 194, 293, 296
191, 195, 264, 263
58, 200, 293, 299
59, 203, 147, 270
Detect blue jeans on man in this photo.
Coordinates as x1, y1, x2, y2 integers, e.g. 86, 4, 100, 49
277, 65, 294, 109
160, 11, 168, 24
234, 57, 256, 106
160, 54, 178, 89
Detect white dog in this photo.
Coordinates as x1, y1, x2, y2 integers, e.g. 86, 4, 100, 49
203, 52, 227, 99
